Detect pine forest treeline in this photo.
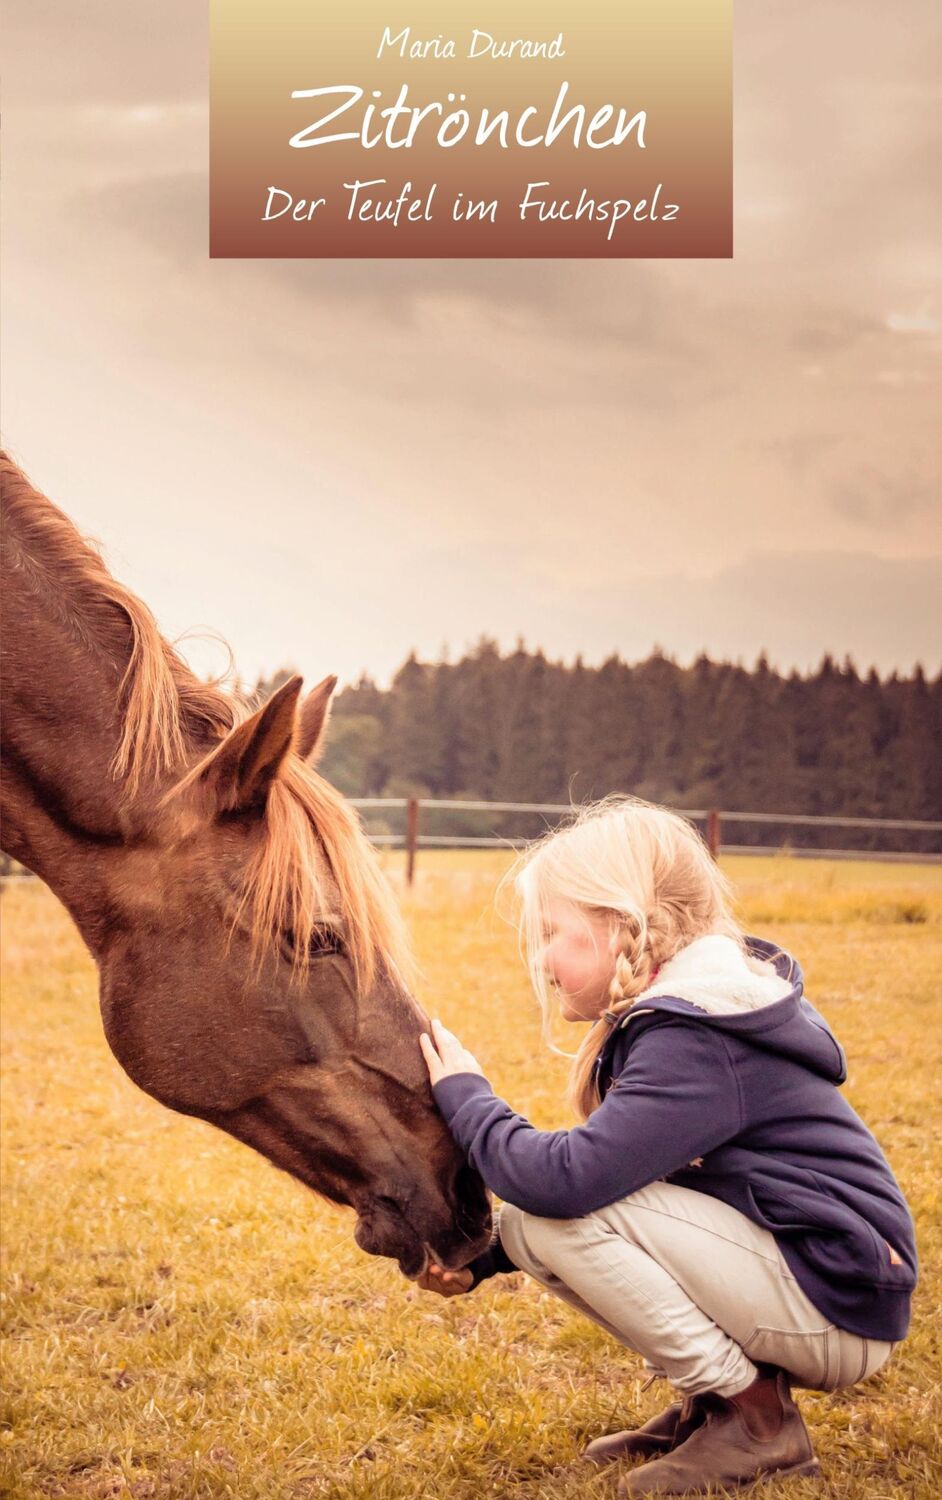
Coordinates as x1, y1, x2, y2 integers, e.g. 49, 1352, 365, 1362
256, 643, 941, 853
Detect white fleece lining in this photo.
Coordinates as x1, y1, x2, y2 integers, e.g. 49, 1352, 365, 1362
636, 934, 793, 1016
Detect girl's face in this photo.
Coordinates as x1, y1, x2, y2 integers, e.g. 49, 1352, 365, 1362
538, 896, 617, 1022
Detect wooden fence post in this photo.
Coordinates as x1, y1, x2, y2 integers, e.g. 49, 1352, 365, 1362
406, 797, 420, 886
707, 808, 721, 861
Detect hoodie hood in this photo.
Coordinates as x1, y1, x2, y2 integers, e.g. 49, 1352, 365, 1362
613, 934, 847, 1084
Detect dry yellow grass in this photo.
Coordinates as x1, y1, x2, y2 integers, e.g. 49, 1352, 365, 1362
2, 854, 941, 1499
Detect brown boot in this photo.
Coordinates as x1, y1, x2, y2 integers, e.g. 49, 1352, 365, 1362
618, 1370, 822, 1496
583, 1397, 704, 1466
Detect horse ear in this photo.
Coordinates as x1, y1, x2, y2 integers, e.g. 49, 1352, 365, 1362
297, 674, 337, 765
199, 675, 303, 814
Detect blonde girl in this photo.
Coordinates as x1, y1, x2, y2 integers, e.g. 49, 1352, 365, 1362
418, 796, 916, 1497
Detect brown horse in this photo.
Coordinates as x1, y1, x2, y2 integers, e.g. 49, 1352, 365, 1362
0, 452, 491, 1278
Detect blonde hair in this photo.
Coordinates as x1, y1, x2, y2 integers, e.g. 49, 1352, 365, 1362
499, 795, 743, 1121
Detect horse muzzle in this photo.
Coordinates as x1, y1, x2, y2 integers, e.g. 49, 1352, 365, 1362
354, 1195, 491, 1279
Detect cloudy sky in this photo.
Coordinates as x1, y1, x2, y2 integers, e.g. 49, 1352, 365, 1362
3, 1, 940, 689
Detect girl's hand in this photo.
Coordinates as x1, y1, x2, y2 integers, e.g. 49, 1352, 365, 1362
419, 1017, 487, 1086
415, 1261, 474, 1297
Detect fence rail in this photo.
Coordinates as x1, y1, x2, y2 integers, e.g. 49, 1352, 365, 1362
3, 801, 939, 889
348, 799, 942, 882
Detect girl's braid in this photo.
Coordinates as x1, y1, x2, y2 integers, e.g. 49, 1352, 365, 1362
606, 916, 655, 1013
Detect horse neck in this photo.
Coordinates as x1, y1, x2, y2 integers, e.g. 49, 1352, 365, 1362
0, 482, 193, 951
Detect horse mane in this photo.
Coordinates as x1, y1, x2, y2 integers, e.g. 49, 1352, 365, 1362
0, 452, 236, 787
239, 761, 416, 994
0, 451, 414, 994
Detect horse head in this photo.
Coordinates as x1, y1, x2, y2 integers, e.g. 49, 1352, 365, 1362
0, 456, 492, 1278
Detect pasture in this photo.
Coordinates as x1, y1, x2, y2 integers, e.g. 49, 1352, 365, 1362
2, 854, 940, 1499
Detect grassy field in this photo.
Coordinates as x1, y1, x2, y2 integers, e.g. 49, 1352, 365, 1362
2, 854, 941, 1499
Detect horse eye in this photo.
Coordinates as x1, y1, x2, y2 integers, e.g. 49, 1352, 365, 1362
282, 926, 345, 960
311, 926, 345, 957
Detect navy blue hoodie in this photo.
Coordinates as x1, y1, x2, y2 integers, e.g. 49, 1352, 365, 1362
432, 937, 916, 1343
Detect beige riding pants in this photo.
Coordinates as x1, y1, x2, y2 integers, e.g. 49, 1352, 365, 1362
497, 1182, 894, 1398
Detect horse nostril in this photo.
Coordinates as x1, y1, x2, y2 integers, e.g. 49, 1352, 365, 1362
373, 1192, 411, 1221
